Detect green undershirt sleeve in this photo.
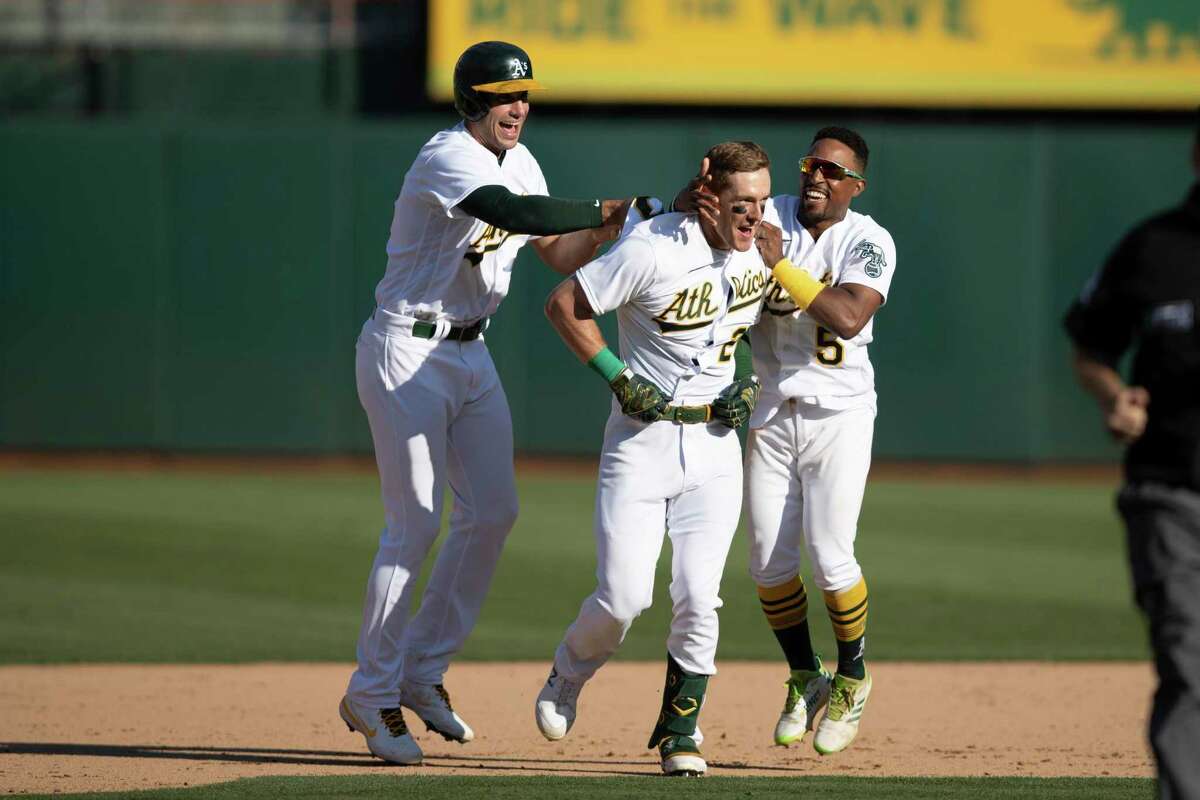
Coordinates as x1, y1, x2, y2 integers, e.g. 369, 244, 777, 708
733, 335, 755, 382
457, 185, 604, 236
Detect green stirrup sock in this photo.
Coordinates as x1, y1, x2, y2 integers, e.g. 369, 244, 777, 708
646, 654, 709, 749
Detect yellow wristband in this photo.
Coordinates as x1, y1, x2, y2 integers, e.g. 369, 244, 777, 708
771, 258, 825, 310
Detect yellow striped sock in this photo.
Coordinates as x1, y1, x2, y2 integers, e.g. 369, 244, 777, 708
757, 576, 808, 631
824, 577, 868, 642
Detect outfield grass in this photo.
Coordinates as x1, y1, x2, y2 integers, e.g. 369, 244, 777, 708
0, 467, 1147, 663
15, 774, 1155, 800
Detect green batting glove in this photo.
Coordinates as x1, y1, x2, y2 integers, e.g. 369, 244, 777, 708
711, 375, 760, 429
610, 369, 669, 423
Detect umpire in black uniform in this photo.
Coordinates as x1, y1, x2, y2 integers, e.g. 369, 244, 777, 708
1064, 111, 1200, 800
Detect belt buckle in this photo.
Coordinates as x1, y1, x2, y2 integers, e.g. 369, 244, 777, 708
666, 404, 711, 424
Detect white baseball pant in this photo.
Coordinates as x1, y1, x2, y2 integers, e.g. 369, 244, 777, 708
346, 310, 518, 708
746, 401, 875, 593
553, 413, 743, 680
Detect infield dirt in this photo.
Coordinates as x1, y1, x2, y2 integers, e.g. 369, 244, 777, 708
0, 661, 1153, 794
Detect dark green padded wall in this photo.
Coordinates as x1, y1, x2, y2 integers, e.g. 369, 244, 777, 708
166, 126, 346, 450
1039, 125, 1194, 461
0, 123, 167, 447
1, 116, 1193, 458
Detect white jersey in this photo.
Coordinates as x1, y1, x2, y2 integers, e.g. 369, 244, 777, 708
373, 121, 549, 323
750, 197, 897, 426
575, 212, 770, 405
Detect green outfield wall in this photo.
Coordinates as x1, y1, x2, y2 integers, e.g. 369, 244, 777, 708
0, 116, 1192, 459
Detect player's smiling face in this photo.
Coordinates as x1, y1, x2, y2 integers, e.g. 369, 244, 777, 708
799, 138, 865, 226
708, 168, 771, 252
469, 91, 529, 156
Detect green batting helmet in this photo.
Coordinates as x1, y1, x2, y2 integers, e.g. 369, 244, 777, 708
453, 41, 544, 122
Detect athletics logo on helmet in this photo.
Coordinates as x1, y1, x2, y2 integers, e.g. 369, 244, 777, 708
453, 41, 545, 122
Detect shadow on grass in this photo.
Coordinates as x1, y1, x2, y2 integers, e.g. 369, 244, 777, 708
2, 742, 816, 777
0, 742, 380, 768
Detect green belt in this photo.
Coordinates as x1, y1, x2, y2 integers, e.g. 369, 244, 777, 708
410, 318, 487, 341
660, 404, 713, 424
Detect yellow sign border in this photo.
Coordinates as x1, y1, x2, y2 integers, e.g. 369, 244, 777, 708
429, 0, 1200, 110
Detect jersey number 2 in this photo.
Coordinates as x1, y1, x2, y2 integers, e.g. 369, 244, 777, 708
719, 326, 749, 363
816, 327, 844, 366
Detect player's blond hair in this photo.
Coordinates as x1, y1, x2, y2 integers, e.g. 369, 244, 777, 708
704, 141, 770, 190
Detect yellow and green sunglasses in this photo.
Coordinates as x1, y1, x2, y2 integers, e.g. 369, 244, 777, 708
799, 156, 865, 181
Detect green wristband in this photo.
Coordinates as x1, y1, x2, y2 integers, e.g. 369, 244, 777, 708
587, 347, 627, 385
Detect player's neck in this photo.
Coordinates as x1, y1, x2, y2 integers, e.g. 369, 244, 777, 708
465, 121, 507, 161
797, 209, 847, 241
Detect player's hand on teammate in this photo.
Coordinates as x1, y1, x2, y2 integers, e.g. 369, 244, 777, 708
671, 157, 720, 227
609, 370, 670, 423
1104, 386, 1150, 443
711, 375, 760, 429
755, 220, 784, 267
599, 197, 636, 233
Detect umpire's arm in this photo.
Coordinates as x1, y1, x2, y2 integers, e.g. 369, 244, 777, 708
1070, 349, 1149, 444
1064, 232, 1147, 444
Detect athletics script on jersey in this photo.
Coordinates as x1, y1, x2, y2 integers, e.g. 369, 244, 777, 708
653, 266, 767, 333
463, 224, 512, 267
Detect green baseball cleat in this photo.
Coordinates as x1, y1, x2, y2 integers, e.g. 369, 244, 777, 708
813, 672, 872, 755
774, 657, 833, 746
658, 734, 706, 776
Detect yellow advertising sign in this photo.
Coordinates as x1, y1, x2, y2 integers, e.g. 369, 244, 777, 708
429, 0, 1200, 109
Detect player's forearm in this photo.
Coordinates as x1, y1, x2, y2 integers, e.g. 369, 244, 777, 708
806, 288, 873, 340
544, 278, 607, 363
458, 186, 604, 236
533, 228, 613, 275
770, 258, 876, 339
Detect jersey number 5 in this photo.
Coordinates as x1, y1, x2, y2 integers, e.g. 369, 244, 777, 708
816, 327, 844, 366
719, 326, 749, 363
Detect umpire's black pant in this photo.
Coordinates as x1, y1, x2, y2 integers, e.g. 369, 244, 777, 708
1118, 482, 1200, 800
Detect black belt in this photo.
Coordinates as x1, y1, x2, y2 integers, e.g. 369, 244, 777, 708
660, 404, 713, 424
410, 319, 488, 341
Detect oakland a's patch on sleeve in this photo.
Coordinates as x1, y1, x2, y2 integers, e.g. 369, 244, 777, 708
852, 241, 887, 278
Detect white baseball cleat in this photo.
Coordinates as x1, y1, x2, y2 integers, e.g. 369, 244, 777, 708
400, 680, 475, 743
534, 666, 584, 741
813, 672, 872, 755
339, 695, 423, 765
774, 658, 833, 746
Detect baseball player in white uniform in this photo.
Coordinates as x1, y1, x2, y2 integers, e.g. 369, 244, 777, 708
338, 41, 635, 766
534, 141, 773, 777
673, 126, 896, 755
749, 127, 896, 755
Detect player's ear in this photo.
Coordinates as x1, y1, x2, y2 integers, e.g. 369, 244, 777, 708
852, 179, 866, 197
